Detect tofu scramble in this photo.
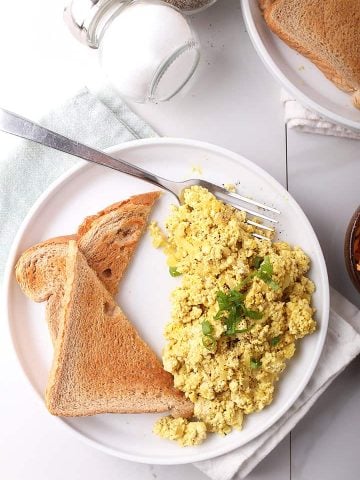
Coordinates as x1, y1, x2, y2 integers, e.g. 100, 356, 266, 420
150, 186, 316, 446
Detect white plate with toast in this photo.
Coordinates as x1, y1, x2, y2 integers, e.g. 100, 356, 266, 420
5, 138, 329, 464
242, 0, 360, 131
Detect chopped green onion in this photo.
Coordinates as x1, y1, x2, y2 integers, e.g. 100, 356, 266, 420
250, 357, 262, 369
202, 335, 217, 351
238, 273, 255, 289
253, 256, 263, 269
259, 256, 272, 276
240, 256, 279, 291
271, 336, 281, 346
257, 271, 280, 291
202, 320, 216, 351
169, 266, 181, 277
202, 320, 213, 336
244, 308, 263, 320
234, 325, 254, 334
223, 317, 238, 336
267, 279, 280, 291
214, 288, 262, 338
216, 290, 245, 310
255, 256, 280, 291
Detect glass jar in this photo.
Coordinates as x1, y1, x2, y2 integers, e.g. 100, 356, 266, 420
64, 0, 201, 103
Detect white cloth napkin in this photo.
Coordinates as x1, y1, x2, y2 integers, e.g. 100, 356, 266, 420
194, 287, 360, 479
281, 90, 360, 140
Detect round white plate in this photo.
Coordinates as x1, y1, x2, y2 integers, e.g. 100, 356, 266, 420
5, 138, 329, 464
241, 0, 360, 131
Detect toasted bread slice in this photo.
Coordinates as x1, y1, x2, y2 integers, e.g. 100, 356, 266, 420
260, 0, 360, 108
15, 192, 160, 341
78, 191, 161, 295
46, 241, 193, 417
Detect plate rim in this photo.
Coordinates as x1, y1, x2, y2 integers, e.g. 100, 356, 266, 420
4, 136, 330, 464
241, 0, 360, 132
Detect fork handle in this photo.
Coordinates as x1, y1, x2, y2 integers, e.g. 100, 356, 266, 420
0, 107, 170, 192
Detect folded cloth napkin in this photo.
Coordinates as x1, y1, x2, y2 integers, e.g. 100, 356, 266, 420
1, 88, 360, 480
281, 90, 360, 140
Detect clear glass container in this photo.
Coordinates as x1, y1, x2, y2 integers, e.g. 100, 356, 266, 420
64, 0, 201, 103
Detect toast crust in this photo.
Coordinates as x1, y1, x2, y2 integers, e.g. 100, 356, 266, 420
15, 235, 74, 302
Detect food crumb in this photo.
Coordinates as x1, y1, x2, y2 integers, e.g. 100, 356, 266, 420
224, 183, 236, 192
153, 416, 207, 446
191, 165, 203, 175
148, 221, 167, 248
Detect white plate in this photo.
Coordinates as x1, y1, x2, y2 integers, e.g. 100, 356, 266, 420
241, 0, 360, 131
5, 138, 329, 464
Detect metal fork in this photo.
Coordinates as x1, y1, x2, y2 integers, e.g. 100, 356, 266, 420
0, 108, 279, 240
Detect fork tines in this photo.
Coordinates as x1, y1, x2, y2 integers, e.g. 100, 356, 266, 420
225, 190, 280, 215
214, 188, 280, 237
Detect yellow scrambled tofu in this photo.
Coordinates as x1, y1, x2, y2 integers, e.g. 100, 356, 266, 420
153, 417, 207, 447
150, 186, 316, 446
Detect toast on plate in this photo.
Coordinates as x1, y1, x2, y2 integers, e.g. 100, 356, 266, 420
45, 241, 193, 417
260, 0, 360, 109
78, 191, 161, 295
15, 192, 160, 341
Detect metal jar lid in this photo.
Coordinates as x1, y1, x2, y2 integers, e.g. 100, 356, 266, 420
63, 0, 130, 48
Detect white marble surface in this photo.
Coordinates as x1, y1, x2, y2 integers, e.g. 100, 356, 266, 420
0, 0, 359, 479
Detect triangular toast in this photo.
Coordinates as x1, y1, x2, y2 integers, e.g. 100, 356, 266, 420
45, 241, 193, 417
15, 192, 160, 341
78, 191, 161, 295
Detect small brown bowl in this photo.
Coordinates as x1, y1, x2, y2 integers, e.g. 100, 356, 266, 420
344, 207, 360, 294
